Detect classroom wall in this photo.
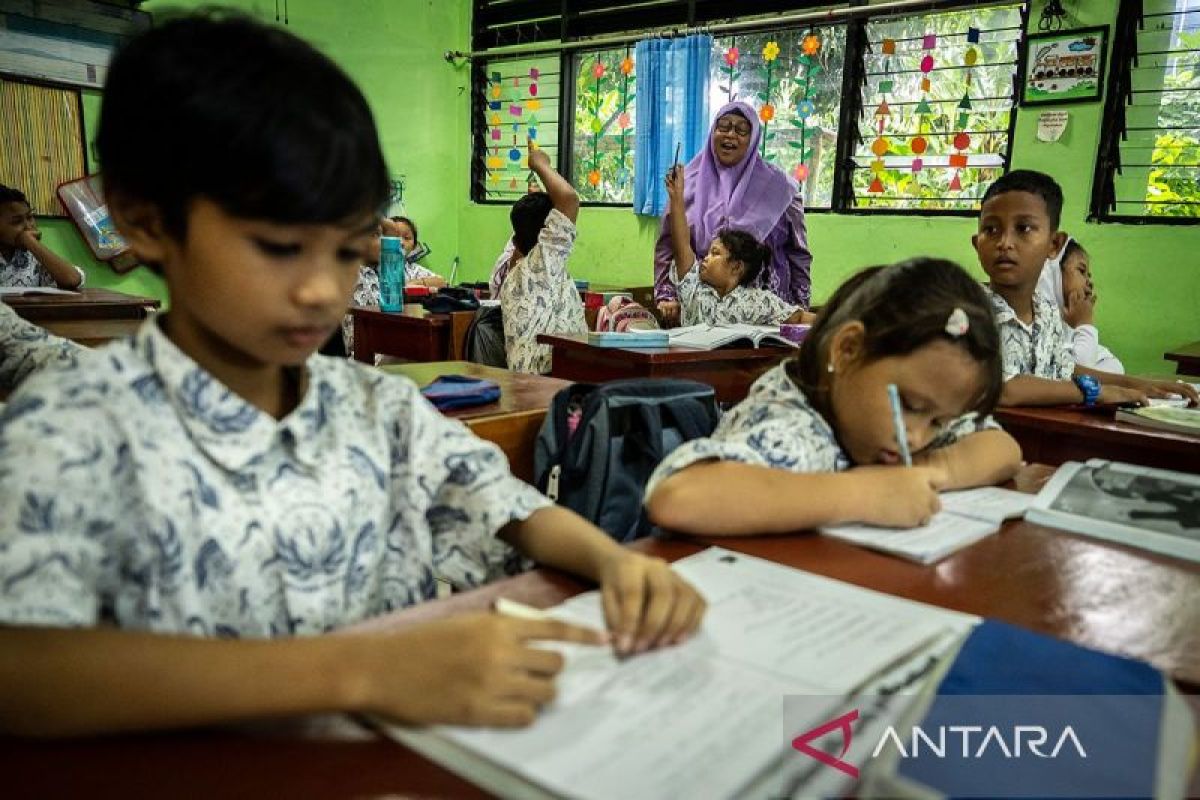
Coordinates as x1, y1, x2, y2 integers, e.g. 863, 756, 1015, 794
35, 0, 1195, 373
449, 0, 1200, 376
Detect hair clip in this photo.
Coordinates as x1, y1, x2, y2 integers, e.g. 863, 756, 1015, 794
945, 307, 970, 337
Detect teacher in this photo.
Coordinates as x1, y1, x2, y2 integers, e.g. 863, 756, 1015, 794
653, 101, 813, 325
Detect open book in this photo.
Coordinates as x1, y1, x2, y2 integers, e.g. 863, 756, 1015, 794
382, 547, 977, 800
1025, 459, 1200, 563
819, 487, 1033, 564
667, 323, 801, 350
1116, 404, 1200, 436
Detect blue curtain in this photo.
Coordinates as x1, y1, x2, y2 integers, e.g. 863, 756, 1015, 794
633, 34, 712, 217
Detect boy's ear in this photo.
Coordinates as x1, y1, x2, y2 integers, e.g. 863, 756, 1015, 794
107, 192, 173, 265
828, 321, 866, 371
1048, 230, 1067, 259
970, 232, 981, 253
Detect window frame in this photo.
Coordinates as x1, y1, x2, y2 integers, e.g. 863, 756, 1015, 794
470, 0, 1029, 216
0, 72, 89, 218
1089, 0, 1200, 225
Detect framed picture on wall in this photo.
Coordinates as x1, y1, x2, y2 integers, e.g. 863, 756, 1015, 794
1020, 26, 1109, 106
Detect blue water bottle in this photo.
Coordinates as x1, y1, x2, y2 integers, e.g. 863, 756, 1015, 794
379, 236, 405, 312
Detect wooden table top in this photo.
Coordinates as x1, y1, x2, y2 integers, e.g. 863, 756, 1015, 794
4, 466, 1199, 798
2, 288, 159, 321
537, 332, 791, 364
350, 303, 452, 325
995, 403, 1200, 454
1166, 340, 1200, 359
380, 361, 569, 422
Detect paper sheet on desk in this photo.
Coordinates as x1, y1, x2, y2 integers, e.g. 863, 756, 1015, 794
394, 547, 976, 800
820, 487, 1034, 564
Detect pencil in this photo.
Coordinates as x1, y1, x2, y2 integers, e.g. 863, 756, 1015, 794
887, 384, 913, 467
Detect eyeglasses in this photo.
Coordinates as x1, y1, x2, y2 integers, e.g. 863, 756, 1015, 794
714, 120, 752, 137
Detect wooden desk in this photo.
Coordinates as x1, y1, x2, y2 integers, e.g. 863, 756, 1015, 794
2, 288, 159, 346
350, 304, 475, 364
537, 333, 790, 404
1166, 341, 1200, 376
381, 361, 568, 482
7, 467, 1199, 798
996, 404, 1199, 473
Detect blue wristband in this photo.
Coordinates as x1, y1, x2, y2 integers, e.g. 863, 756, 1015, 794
1073, 374, 1101, 406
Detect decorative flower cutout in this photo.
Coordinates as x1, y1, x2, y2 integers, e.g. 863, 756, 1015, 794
762, 41, 780, 62
797, 99, 816, 120
759, 103, 775, 123
801, 35, 821, 56
617, 112, 632, 131
620, 56, 634, 76
792, 163, 810, 182
592, 62, 606, 79
724, 46, 740, 67
587, 170, 601, 187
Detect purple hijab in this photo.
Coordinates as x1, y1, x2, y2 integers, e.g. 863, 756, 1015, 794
684, 100, 797, 252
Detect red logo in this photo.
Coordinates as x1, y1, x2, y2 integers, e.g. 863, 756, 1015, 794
791, 709, 860, 778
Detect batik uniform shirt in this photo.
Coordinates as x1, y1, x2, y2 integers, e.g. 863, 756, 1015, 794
984, 286, 1075, 381
0, 319, 550, 637
0, 301, 87, 391
671, 261, 800, 327
500, 209, 587, 374
645, 363, 1001, 496
0, 248, 85, 288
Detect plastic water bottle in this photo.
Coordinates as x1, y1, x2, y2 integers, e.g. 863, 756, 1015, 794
379, 236, 405, 312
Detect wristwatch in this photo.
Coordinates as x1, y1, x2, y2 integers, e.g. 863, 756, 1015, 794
1073, 374, 1101, 406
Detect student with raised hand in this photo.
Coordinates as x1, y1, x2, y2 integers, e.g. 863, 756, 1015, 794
644, 258, 1023, 536
972, 170, 1197, 407
0, 13, 704, 738
499, 141, 588, 374
0, 184, 85, 289
665, 164, 813, 328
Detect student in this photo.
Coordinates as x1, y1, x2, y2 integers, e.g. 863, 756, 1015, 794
391, 216, 447, 289
665, 165, 813, 328
1038, 236, 1124, 373
0, 14, 704, 738
0, 185, 85, 288
644, 258, 1023, 535
500, 142, 588, 374
0, 301, 86, 391
972, 170, 1196, 407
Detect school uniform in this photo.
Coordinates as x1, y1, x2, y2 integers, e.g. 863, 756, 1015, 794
0, 301, 86, 390
672, 261, 799, 327
500, 209, 587, 374
341, 264, 380, 354
0, 319, 548, 636
983, 286, 1075, 381
0, 248, 85, 288
645, 363, 999, 494
1036, 260, 1124, 374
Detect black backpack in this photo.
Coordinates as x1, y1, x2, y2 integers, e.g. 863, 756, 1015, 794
534, 379, 719, 542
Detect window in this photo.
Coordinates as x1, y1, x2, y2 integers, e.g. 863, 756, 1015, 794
470, 2, 1024, 215
854, 5, 1024, 211
1093, 0, 1200, 221
0, 77, 86, 216
572, 46, 637, 203
478, 55, 561, 203
711, 27, 847, 209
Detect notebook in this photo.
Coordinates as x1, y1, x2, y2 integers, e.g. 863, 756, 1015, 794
667, 323, 798, 350
1115, 404, 1200, 436
819, 487, 1034, 564
381, 547, 977, 800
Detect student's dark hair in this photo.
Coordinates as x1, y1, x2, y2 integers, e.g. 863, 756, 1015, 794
0, 185, 28, 206
717, 229, 771, 287
96, 12, 389, 238
788, 258, 1003, 418
980, 169, 1064, 230
510, 192, 553, 254
1061, 239, 1087, 264
392, 215, 418, 241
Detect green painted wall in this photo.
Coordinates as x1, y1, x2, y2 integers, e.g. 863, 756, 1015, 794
449, 0, 1200, 376
36, 0, 1195, 373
